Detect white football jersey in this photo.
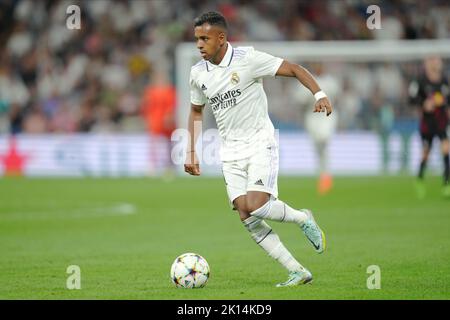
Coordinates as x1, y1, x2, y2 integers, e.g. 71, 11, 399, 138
190, 42, 283, 161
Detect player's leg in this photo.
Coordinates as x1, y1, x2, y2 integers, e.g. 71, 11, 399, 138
439, 135, 449, 197
246, 144, 326, 253
222, 160, 301, 270
415, 133, 432, 199
234, 194, 306, 271
234, 195, 312, 287
315, 139, 333, 195
245, 144, 307, 224
306, 111, 337, 194
418, 134, 432, 180
245, 191, 307, 225
223, 160, 312, 286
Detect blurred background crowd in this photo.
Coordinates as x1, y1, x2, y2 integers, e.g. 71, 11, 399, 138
0, 0, 449, 136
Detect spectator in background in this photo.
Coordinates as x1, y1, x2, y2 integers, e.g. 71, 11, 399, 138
8, 104, 24, 135
369, 86, 395, 173
346, 63, 374, 129
337, 77, 361, 130
371, 10, 404, 40
22, 105, 48, 134
0, 0, 449, 136
77, 99, 96, 132
141, 70, 177, 178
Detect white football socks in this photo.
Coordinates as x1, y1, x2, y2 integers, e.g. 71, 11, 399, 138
249, 199, 307, 225
243, 216, 306, 273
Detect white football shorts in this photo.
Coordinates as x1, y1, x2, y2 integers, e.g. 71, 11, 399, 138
221, 143, 279, 209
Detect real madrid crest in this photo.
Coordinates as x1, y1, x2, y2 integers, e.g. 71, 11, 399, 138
231, 72, 240, 85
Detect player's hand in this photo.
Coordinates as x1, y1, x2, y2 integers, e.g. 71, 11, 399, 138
424, 98, 435, 112
313, 97, 332, 116
184, 151, 200, 176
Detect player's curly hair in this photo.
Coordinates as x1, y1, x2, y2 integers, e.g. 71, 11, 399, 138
194, 11, 228, 31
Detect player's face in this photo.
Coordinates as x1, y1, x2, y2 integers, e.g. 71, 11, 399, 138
194, 23, 225, 61
424, 56, 443, 74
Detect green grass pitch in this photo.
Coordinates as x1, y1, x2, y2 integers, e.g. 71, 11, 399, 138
0, 176, 448, 299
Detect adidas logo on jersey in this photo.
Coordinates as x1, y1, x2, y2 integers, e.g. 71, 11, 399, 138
201, 84, 207, 91
255, 179, 264, 186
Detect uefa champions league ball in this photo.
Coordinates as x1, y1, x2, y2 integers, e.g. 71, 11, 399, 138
170, 253, 210, 288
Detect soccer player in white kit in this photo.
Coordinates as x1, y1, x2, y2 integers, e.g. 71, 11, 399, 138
184, 12, 333, 287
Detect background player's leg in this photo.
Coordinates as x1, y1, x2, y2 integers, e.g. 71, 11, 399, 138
415, 136, 431, 199
441, 138, 449, 196
419, 137, 432, 180
315, 140, 333, 195
234, 195, 307, 274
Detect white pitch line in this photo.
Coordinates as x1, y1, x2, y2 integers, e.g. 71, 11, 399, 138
0, 203, 137, 221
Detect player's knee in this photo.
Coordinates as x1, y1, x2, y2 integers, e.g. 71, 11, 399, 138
246, 195, 270, 213
233, 197, 250, 220
238, 210, 251, 221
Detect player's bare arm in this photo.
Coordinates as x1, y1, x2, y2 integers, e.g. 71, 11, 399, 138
184, 103, 203, 176
276, 60, 333, 116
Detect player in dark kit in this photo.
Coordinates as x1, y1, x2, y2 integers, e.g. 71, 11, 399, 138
409, 56, 450, 198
